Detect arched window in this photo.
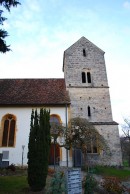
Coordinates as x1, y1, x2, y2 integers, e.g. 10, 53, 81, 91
88, 106, 91, 117
2, 114, 16, 147
82, 72, 86, 83
87, 72, 91, 83
50, 115, 60, 124
87, 138, 98, 153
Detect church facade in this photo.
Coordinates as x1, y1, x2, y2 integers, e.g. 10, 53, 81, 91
0, 37, 122, 167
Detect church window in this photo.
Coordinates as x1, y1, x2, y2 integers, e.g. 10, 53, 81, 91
1, 114, 16, 147
88, 106, 91, 117
87, 140, 97, 153
83, 49, 86, 57
82, 72, 86, 83
87, 72, 91, 83
50, 114, 61, 124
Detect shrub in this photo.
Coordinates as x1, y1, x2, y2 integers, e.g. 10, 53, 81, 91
6, 164, 16, 172
83, 173, 97, 194
48, 168, 55, 176
47, 171, 66, 194
102, 176, 125, 194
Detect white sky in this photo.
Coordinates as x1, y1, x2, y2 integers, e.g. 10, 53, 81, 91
1, 0, 130, 134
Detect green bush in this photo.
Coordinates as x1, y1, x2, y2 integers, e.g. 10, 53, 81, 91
47, 171, 66, 194
6, 163, 16, 172
83, 173, 97, 194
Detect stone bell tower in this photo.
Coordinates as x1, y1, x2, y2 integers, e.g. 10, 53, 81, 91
63, 37, 122, 165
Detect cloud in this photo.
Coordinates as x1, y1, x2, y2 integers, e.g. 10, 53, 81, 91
123, 1, 130, 9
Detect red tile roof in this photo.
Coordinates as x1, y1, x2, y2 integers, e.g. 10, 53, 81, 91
0, 79, 70, 106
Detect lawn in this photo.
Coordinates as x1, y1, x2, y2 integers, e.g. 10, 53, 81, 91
0, 174, 51, 194
94, 166, 130, 180
0, 167, 51, 194
0, 176, 28, 194
0, 166, 130, 193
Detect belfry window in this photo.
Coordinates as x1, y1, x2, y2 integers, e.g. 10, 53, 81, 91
87, 72, 91, 83
2, 114, 16, 147
88, 106, 91, 117
83, 49, 86, 57
82, 72, 86, 83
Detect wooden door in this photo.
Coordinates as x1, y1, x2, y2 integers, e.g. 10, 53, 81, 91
49, 143, 60, 165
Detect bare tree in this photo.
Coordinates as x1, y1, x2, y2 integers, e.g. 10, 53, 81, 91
61, 117, 110, 167
121, 118, 130, 167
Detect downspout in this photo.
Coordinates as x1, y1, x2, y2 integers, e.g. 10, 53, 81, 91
66, 103, 68, 167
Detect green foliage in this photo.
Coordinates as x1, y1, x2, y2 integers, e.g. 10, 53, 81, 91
0, 0, 20, 53
102, 176, 125, 194
47, 171, 66, 194
123, 160, 129, 167
83, 173, 97, 194
28, 108, 51, 191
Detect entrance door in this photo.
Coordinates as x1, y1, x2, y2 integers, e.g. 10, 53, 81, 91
49, 143, 60, 165
73, 148, 82, 167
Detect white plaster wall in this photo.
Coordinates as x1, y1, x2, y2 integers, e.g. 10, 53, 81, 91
0, 106, 69, 166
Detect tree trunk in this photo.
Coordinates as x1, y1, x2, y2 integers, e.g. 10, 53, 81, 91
128, 154, 130, 167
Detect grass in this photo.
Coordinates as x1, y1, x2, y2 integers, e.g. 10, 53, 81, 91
0, 168, 48, 194
94, 166, 130, 180
0, 176, 28, 194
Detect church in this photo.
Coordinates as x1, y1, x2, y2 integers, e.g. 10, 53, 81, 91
0, 37, 122, 167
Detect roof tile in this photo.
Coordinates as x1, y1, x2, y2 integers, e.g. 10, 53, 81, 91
0, 79, 70, 105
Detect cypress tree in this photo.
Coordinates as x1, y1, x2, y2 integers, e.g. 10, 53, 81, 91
28, 108, 51, 191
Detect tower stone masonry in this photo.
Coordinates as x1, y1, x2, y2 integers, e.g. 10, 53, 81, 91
63, 36, 122, 165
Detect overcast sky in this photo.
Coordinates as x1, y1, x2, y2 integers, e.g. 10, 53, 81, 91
1, 0, 130, 133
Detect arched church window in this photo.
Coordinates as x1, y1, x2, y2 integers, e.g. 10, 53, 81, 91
87, 72, 91, 83
82, 72, 86, 83
2, 114, 16, 147
50, 115, 60, 124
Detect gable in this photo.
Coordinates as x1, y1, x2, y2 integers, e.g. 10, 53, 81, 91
63, 36, 105, 72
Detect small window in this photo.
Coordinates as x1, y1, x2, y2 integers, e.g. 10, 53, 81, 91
87, 72, 91, 83
83, 49, 86, 57
82, 72, 86, 83
2, 151, 9, 159
88, 106, 91, 117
